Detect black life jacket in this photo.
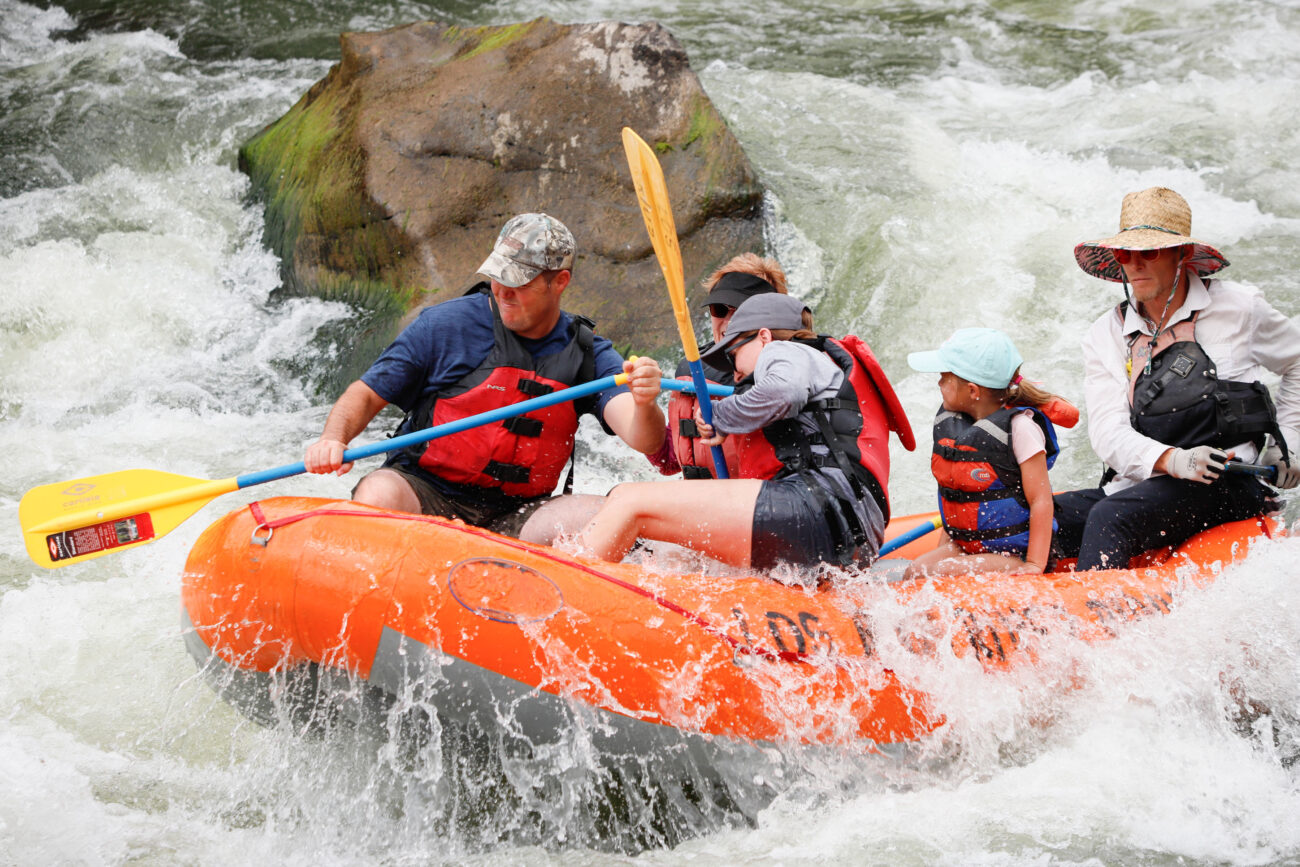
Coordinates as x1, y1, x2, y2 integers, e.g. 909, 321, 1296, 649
1121, 300, 1287, 462
724, 335, 915, 525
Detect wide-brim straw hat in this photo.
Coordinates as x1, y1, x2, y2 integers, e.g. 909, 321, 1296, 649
1074, 186, 1229, 282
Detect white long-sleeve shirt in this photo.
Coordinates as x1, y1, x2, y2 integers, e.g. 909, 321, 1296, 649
1081, 275, 1300, 492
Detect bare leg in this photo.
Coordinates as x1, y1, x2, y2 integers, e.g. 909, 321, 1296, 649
351, 468, 422, 513
902, 535, 963, 581
904, 534, 1029, 579
517, 494, 607, 545
923, 551, 1032, 576
579, 479, 762, 567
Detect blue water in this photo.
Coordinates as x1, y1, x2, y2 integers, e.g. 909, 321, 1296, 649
2, 0, 1299, 862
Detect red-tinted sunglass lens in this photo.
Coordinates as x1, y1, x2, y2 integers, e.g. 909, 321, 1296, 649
1112, 248, 1162, 265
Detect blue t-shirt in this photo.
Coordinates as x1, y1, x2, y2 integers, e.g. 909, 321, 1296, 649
361, 291, 628, 505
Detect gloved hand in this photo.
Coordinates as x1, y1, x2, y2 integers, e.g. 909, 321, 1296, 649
1260, 442, 1300, 489
1166, 445, 1228, 484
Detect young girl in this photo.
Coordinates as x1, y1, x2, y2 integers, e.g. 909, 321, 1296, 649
579, 293, 910, 576
904, 328, 1076, 579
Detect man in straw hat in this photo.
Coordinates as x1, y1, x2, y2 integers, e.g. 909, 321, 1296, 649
1055, 187, 1300, 571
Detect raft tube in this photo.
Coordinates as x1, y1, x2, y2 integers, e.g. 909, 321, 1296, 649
181, 497, 1277, 757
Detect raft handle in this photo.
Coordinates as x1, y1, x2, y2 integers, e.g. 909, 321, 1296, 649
250, 524, 273, 547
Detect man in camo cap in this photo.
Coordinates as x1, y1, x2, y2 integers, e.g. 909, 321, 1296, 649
304, 213, 666, 541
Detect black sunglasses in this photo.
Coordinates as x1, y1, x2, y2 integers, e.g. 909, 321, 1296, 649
724, 332, 759, 363
709, 303, 735, 319
1111, 248, 1164, 265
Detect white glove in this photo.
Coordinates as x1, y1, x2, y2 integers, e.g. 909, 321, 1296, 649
1167, 446, 1228, 485
1260, 442, 1300, 490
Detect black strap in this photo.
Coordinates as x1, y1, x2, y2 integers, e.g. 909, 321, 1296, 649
503, 416, 543, 437
484, 461, 530, 485
939, 486, 1021, 504
517, 378, 554, 397
947, 518, 1031, 543
810, 407, 866, 501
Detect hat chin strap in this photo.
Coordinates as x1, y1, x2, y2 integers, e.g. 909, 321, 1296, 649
1126, 251, 1188, 373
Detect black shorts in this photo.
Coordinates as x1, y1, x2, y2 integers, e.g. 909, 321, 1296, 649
357, 466, 549, 538
750, 474, 879, 570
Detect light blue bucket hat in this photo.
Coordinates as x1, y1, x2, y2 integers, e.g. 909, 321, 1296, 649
907, 327, 1023, 389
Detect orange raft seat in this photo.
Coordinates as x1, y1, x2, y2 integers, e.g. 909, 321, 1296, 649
181, 497, 1279, 758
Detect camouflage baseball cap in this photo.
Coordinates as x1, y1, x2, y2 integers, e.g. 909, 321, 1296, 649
476, 213, 576, 288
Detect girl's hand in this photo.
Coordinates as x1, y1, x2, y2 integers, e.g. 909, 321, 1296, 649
693, 406, 725, 446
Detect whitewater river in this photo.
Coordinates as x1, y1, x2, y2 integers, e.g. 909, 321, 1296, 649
3, 0, 1300, 862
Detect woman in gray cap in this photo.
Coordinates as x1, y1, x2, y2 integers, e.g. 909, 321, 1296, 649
579, 292, 908, 580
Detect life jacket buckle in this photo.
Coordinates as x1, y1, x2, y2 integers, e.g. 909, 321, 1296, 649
250, 524, 273, 547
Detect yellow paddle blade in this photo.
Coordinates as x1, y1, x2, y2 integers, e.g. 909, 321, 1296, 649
19, 469, 238, 569
621, 127, 701, 363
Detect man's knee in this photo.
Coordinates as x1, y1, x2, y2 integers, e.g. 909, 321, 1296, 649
353, 469, 421, 513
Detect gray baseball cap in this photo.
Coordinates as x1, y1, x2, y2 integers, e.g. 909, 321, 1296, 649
700, 293, 810, 371
477, 213, 576, 288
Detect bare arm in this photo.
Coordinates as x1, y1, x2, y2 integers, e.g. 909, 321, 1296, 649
600, 357, 667, 455
304, 380, 390, 475
1019, 451, 1053, 573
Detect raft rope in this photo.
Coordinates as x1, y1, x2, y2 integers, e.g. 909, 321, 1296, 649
245, 502, 826, 667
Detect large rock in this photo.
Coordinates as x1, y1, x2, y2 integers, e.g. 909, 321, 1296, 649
239, 17, 764, 359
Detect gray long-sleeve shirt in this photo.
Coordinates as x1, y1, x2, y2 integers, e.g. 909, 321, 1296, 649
712, 340, 884, 550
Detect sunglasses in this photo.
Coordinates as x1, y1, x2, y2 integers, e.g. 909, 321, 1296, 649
709, 303, 735, 319
724, 332, 759, 363
1111, 248, 1164, 265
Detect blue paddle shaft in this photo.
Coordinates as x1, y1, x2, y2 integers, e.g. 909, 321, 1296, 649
685, 359, 730, 479
661, 379, 734, 397
878, 518, 941, 557
235, 375, 736, 490
1223, 459, 1279, 482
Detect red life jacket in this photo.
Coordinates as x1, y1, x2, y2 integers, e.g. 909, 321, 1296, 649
667, 371, 742, 478
673, 335, 914, 521
406, 295, 595, 498
931, 402, 1072, 555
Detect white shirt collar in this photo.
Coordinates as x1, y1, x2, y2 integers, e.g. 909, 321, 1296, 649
1121, 274, 1212, 336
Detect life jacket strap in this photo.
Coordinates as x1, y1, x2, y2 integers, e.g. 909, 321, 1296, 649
946, 519, 1030, 543
483, 461, 531, 485
516, 378, 554, 397
502, 416, 543, 437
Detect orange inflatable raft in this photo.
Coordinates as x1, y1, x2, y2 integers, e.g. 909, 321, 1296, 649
181, 497, 1278, 756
